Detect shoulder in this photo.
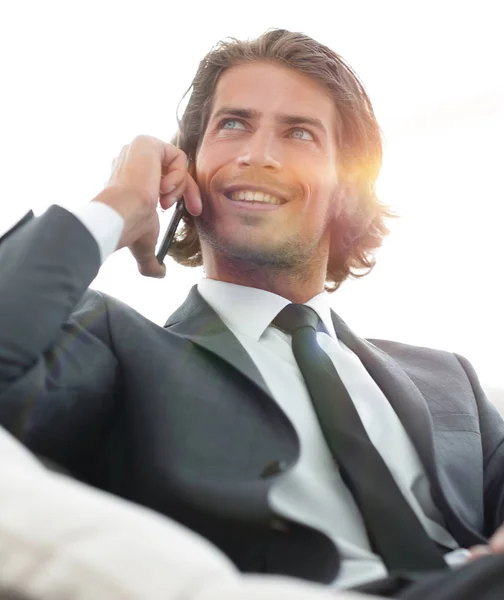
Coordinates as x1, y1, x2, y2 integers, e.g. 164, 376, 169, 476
69, 288, 152, 338
366, 339, 489, 416
73, 289, 146, 318
71, 289, 165, 345
367, 338, 456, 361
367, 338, 471, 379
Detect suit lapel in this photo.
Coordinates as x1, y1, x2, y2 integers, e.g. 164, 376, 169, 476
167, 288, 445, 485
330, 310, 485, 547
331, 310, 437, 475
165, 289, 483, 547
164, 285, 274, 400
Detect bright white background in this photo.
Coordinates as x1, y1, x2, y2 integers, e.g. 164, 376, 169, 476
1, 1, 503, 397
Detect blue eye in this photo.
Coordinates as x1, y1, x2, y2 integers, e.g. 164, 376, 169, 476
220, 119, 246, 130
291, 128, 314, 141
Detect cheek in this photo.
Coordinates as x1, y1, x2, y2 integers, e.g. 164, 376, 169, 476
300, 157, 339, 191
194, 148, 210, 179
195, 145, 229, 186
308, 178, 339, 206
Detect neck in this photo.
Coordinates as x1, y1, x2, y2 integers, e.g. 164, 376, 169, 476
202, 252, 327, 304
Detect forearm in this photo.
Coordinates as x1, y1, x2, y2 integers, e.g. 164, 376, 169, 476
0, 205, 101, 385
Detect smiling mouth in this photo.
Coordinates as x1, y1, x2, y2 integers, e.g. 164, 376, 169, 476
223, 189, 285, 205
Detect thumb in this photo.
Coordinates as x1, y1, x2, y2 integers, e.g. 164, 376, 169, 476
128, 213, 167, 278
130, 236, 166, 279
136, 254, 166, 278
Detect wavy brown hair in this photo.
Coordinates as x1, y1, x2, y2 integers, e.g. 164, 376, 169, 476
168, 28, 395, 292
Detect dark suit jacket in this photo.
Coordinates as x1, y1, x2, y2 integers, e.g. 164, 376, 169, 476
1, 205, 504, 584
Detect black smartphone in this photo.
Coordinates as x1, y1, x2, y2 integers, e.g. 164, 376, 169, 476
156, 200, 185, 265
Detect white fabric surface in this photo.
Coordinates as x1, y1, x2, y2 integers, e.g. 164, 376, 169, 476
0, 427, 379, 599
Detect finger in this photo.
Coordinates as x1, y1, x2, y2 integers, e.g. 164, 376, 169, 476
490, 532, 504, 553
160, 169, 186, 196
131, 245, 166, 278
129, 235, 166, 279
159, 171, 202, 212
112, 144, 129, 170
181, 172, 202, 216
159, 171, 188, 210
468, 545, 492, 560
137, 255, 166, 279
161, 143, 187, 176
159, 175, 190, 210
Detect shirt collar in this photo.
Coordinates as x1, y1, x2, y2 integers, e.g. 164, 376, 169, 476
197, 278, 338, 342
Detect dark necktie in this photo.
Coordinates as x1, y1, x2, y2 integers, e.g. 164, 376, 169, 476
272, 303, 447, 573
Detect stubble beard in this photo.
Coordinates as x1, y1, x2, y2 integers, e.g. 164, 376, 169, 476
195, 192, 329, 282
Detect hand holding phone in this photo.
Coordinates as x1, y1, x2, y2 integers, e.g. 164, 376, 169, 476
93, 135, 201, 278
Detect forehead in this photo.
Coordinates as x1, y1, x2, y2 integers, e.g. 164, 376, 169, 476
210, 61, 337, 125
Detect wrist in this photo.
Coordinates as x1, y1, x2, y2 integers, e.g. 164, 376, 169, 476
91, 185, 146, 224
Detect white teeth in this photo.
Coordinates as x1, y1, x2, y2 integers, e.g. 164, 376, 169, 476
228, 190, 282, 204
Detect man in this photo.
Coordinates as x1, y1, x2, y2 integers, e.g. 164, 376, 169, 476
1, 29, 504, 599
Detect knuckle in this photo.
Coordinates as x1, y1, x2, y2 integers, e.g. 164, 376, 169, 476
132, 134, 154, 146
170, 167, 186, 180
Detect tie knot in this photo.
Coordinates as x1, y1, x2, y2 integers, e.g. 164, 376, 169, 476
272, 304, 322, 335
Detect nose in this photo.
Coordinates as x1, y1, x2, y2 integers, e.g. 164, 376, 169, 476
236, 129, 282, 172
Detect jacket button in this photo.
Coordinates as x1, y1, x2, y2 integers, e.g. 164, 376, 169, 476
260, 460, 287, 478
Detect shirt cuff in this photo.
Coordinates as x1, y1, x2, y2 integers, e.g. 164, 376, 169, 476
66, 202, 125, 264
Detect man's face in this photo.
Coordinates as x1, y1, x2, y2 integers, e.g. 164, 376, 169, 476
194, 61, 342, 273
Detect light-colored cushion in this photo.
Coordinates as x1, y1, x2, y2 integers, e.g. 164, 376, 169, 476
0, 427, 377, 600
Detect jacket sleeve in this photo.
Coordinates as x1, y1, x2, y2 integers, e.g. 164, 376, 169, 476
0, 206, 120, 468
0, 210, 34, 243
455, 353, 504, 534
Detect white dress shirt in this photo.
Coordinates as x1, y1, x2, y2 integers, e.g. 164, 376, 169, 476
66, 202, 471, 589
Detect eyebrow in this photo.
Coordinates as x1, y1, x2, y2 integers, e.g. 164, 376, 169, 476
211, 106, 328, 138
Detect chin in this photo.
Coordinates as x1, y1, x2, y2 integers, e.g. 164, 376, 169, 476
222, 238, 274, 261
198, 219, 304, 268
